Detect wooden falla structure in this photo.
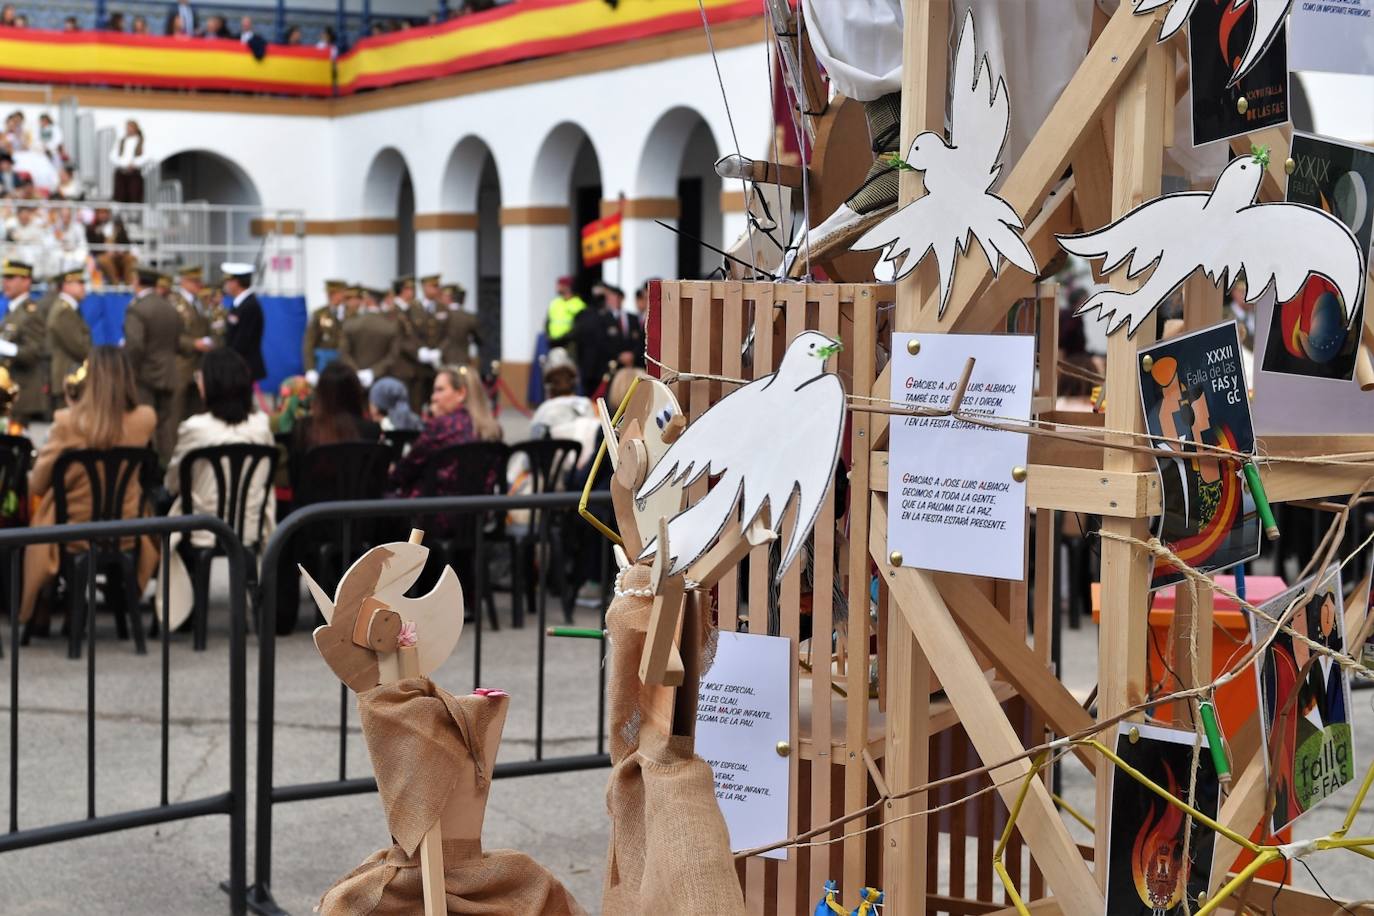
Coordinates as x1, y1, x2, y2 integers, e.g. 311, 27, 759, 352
645, 2, 1374, 914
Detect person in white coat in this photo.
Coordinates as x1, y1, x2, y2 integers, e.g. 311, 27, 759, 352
110, 119, 148, 203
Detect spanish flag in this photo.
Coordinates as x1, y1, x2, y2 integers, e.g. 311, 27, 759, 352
581, 212, 623, 267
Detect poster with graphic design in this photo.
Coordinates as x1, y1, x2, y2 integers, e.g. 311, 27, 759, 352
1138, 322, 1260, 589
1261, 133, 1374, 380
1252, 564, 1357, 833
1191, 0, 1290, 146
1105, 723, 1220, 916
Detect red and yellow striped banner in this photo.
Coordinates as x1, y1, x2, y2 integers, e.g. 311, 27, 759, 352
0, 29, 332, 96
336, 0, 763, 94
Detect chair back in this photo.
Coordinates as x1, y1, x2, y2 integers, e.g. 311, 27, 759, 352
178, 444, 278, 548
0, 434, 34, 528
52, 447, 159, 550
419, 441, 511, 499
510, 438, 582, 494
295, 442, 392, 505
381, 428, 421, 461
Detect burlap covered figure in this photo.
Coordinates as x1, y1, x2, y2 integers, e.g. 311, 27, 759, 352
601, 563, 747, 914
319, 681, 585, 916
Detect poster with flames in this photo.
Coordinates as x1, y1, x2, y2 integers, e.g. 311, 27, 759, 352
1252, 564, 1357, 833
1105, 723, 1219, 916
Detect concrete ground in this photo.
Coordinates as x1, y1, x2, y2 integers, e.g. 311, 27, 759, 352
1, 557, 1371, 913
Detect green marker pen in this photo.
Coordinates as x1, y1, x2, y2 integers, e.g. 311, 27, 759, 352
1242, 461, 1279, 541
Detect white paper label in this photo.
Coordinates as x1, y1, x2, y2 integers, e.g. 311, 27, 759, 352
887, 332, 1034, 580
696, 631, 792, 861
1290, 0, 1374, 76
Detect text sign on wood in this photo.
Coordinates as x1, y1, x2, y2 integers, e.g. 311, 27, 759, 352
887, 333, 1034, 580
696, 631, 792, 861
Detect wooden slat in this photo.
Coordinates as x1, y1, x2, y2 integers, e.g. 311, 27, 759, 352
871, 501, 1104, 910
744, 283, 771, 914
717, 282, 745, 634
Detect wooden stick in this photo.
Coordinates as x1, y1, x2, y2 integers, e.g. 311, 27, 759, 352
948, 357, 977, 414
397, 643, 445, 916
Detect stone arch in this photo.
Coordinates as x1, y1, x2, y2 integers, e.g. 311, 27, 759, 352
362, 146, 414, 276
440, 135, 498, 214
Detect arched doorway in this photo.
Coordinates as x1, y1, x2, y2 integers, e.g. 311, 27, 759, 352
439, 136, 502, 362
530, 123, 603, 298
633, 107, 721, 287
362, 147, 414, 284
158, 150, 263, 277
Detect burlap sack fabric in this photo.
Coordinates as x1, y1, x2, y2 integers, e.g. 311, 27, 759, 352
318, 680, 584, 916
601, 563, 747, 915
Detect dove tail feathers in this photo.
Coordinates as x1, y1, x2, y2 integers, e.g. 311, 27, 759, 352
638, 474, 744, 577
1074, 288, 1152, 337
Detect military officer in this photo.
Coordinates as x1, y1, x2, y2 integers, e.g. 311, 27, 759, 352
124, 267, 183, 461
419, 273, 443, 313
45, 267, 91, 415
386, 276, 422, 404
0, 259, 50, 423
339, 285, 400, 389
222, 262, 266, 383
436, 282, 482, 365
303, 278, 349, 385
170, 265, 216, 422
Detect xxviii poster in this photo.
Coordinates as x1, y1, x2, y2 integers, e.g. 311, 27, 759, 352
1253, 564, 1357, 833
1190, 0, 1290, 146
1138, 322, 1260, 590
1262, 132, 1374, 381
1105, 723, 1219, 916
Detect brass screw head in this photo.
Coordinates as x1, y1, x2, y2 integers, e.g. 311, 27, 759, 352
1141, 354, 1154, 372
1284, 157, 1296, 175
1128, 726, 1141, 744
1011, 466, 1028, 483
776, 741, 792, 757
1236, 95, 1248, 115
906, 339, 920, 356
889, 550, 904, 567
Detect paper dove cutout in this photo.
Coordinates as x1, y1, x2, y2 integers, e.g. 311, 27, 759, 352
1059, 152, 1366, 338
305, 538, 464, 690
851, 8, 1036, 313
636, 330, 846, 580
1133, 0, 1292, 86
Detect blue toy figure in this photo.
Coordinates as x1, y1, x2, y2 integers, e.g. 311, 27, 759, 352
851, 887, 884, 916
815, 880, 845, 916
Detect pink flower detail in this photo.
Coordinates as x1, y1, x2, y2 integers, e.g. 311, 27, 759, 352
397, 621, 417, 648
473, 687, 509, 698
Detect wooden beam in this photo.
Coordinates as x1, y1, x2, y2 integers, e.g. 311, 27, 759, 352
871, 500, 1104, 912
933, 573, 1098, 774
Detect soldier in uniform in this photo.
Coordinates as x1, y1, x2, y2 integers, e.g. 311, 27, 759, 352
124, 267, 183, 461
340, 285, 400, 389
172, 265, 216, 422
222, 262, 266, 383
45, 267, 91, 416
0, 259, 50, 423
387, 276, 424, 405
436, 282, 482, 365
419, 273, 443, 312
303, 279, 348, 385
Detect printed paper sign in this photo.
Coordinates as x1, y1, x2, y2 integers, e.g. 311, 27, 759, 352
1105, 722, 1220, 916
1190, 1, 1290, 146
696, 631, 792, 861
887, 333, 1034, 580
1253, 564, 1357, 833
1290, 0, 1374, 76
1138, 322, 1260, 589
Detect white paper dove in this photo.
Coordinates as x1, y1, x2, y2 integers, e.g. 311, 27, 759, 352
1133, 0, 1292, 85
851, 8, 1037, 313
636, 330, 846, 580
1059, 151, 1366, 338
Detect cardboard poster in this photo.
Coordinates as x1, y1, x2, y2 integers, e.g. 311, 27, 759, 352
1252, 564, 1357, 833
695, 631, 792, 861
1261, 133, 1374, 380
1190, 1, 1290, 146
886, 332, 1034, 580
1289, 0, 1374, 76
1105, 722, 1220, 916
1138, 322, 1260, 589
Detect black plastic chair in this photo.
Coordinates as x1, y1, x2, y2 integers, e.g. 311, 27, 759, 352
509, 439, 582, 627
51, 447, 159, 659
417, 441, 512, 631
0, 434, 34, 656
381, 428, 421, 462
175, 444, 278, 650
276, 441, 393, 635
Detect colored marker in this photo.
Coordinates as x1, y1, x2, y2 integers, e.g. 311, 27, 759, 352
1242, 461, 1279, 541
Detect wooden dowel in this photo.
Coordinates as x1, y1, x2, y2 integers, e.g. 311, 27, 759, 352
398, 644, 445, 916
948, 357, 977, 414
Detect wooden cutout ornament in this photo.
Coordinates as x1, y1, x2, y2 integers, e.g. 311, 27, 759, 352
636, 330, 845, 579
850, 8, 1037, 311
1060, 149, 1367, 337
1133, 0, 1293, 86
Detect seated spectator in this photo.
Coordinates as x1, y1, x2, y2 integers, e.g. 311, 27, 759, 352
317, 26, 337, 52
0, 154, 15, 196
202, 15, 232, 38
0, 5, 16, 28
37, 113, 63, 163
56, 167, 83, 200
19, 346, 159, 627
289, 361, 380, 464
164, 348, 275, 549
240, 16, 267, 60
284, 24, 303, 45
62, 15, 79, 32
389, 364, 501, 499
369, 376, 423, 432
106, 12, 126, 32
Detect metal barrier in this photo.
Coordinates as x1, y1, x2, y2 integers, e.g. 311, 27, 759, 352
0, 514, 247, 915
246, 491, 613, 916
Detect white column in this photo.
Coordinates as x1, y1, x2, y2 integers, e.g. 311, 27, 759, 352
620, 217, 678, 300
416, 226, 478, 296
500, 222, 570, 363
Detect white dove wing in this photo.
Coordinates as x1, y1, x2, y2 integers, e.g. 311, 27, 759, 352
949, 13, 1010, 187
1225, 203, 1366, 309
1057, 194, 1206, 278
636, 374, 773, 500
1233, 0, 1294, 83
1132, 0, 1197, 40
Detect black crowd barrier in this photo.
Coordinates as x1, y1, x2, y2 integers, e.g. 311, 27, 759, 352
246, 491, 614, 916
0, 515, 248, 916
